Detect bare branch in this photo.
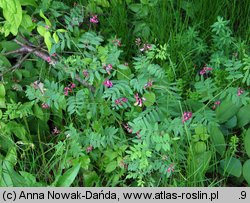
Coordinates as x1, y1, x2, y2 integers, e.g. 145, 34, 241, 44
9, 38, 95, 92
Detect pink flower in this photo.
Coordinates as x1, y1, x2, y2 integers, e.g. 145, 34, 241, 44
121, 98, 128, 102
182, 111, 192, 123
70, 83, 76, 89
140, 44, 152, 52
83, 70, 89, 77
86, 145, 93, 153
134, 93, 145, 107
103, 64, 113, 75
199, 66, 213, 75
135, 38, 141, 46
52, 53, 56, 57
144, 81, 153, 89
46, 57, 51, 63
115, 98, 128, 106
41, 103, 50, 109
103, 79, 113, 88
212, 100, 221, 110
123, 123, 133, 134
44, 25, 50, 29
237, 88, 244, 96
90, 15, 99, 24
64, 87, 71, 96
167, 164, 175, 173
52, 127, 60, 135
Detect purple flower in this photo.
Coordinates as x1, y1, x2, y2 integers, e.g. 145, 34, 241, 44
103, 79, 113, 88
115, 97, 128, 106
86, 145, 93, 153
182, 111, 192, 123
52, 127, 60, 135
103, 64, 113, 75
134, 93, 145, 107
140, 44, 152, 52
200, 66, 213, 75
41, 103, 50, 109
237, 88, 244, 96
90, 15, 99, 24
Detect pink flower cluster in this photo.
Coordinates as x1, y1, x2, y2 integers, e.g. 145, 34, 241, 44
237, 88, 244, 96
167, 164, 175, 173
86, 145, 93, 153
83, 70, 89, 77
41, 103, 50, 109
212, 100, 221, 110
134, 93, 145, 107
115, 98, 128, 106
199, 66, 213, 75
140, 44, 152, 52
182, 111, 192, 123
90, 15, 98, 24
144, 81, 153, 89
64, 83, 76, 96
123, 123, 133, 134
52, 127, 60, 135
112, 38, 122, 47
103, 64, 113, 75
103, 79, 113, 88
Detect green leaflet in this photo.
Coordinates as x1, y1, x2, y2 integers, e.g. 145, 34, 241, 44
237, 104, 250, 128
244, 128, 250, 158
220, 157, 242, 178
216, 100, 241, 123
55, 163, 81, 187
0, 0, 22, 36
243, 160, 250, 186
209, 124, 226, 156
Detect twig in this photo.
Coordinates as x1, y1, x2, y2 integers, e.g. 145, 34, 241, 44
7, 38, 95, 92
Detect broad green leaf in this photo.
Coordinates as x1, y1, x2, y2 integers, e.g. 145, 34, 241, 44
56, 29, 67, 33
20, 0, 37, 7
39, 10, 52, 26
8, 121, 28, 142
33, 103, 44, 120
237, 104, 250, 127
37, 26, 46, 37
21, 14, 34, 31
44, 31, 52, 52
0, 0, 22, 35
56, 163, 81, 187
83, 171, 99, 187
117, 67, 132, 80
216, 100, 241, 123
0, 41, 20, 52
194, 141, 206, 154
105, 160, 117, 173
220, 157, 242, 177
244, 128, 250, 158
243, 160, 250, 185
0, 83, 5, 97
209, 124, 226, 156
225, 116, 237, 129
53, 32, 59, 43
0, 98, 6, 108
143, 92, 156, 107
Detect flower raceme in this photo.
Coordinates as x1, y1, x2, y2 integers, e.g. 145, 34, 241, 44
103, 79, 113, 88
199, 66, 213, 75
64, 83, 76, 96
182, 111, 192, 123
103, 64, 113, 75
90, 15, 99, 24
115, 98, 128, 106
237, 88, 244, 96
134, 93, 145, 107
